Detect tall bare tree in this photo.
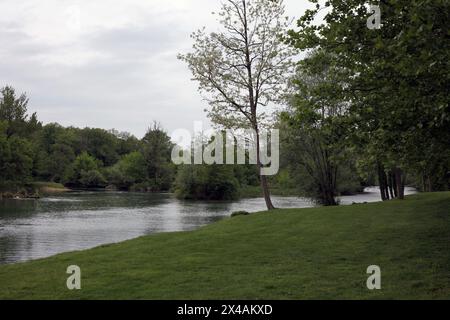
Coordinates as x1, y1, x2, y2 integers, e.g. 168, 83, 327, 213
178, 0, 294, 210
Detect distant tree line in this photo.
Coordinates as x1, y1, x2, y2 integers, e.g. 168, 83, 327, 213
0, 86, 263, 198
0, 86, 175, 193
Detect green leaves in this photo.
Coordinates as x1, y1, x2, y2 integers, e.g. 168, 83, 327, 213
286, 0, 450, 193
178, 0, 294, 130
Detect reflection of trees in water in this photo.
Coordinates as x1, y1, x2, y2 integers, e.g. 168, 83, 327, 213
0, 235, 23, 264
141, 199, 234, 235
72, 192, 170, 210
0, 199, 39, 219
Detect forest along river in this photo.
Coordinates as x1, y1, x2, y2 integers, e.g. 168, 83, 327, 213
0, 187, 416, 264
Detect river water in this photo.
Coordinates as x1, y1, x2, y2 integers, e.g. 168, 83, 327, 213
0, 187, 416, 265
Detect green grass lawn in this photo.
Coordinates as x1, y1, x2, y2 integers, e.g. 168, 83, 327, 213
1, 192, 449, 300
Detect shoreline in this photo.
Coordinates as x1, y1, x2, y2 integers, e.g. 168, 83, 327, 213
0, 183, 71, 200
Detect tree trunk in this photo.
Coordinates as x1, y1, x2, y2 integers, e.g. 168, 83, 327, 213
392, 170, 398, 198
323, 186, 338, 206
324, 164, 338, 206
260, 174, 275, 210
383, 171, 390, 200
393, 168, 405, 200
400, 171, 407, 199
388, 172, 395, 199
255, 129, 275, 210
240, 0, 274, 211
377, 163, 388, 201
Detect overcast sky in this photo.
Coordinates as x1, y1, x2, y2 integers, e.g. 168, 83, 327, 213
0, 0, 314, 138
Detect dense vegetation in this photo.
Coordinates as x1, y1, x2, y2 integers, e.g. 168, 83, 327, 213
0, 87, 273, 199
0, 192, 449, 299
177, 0, 449, 206
0, 86, 174, 196
283, 0, 450, 204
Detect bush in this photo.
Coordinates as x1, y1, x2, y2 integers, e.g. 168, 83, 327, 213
66, 152, 103, 187
79, 170, 107, 188
231, 211, 250, 218
104, 165, 131, 190
174, 164, 239, 200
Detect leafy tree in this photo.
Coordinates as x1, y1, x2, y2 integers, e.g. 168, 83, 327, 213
280, 50, 351, 205
106, 151, 146, 190
38, 123, 65, 153
174, 164, 239, 200
1, 136, 33, 183
0, 122, 11, 182
46, 144, 76, 183
287, 0, 450, 199
178, 0, 294, 210
141, 123, 174, 191
109, 130, 141, 156
73, 151, 99, 173
79, 170, 107, 188
0, 86, 41, 140
0, 86, 29, 138
66, 152, 104, 187
79, 128, 119, 166
33, 124, 78, 182
0, 87, 36, 184
118, 151, 146, 183
174, 134, 246, 200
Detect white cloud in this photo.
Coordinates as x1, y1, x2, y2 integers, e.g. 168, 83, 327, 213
0, 0, 313, 138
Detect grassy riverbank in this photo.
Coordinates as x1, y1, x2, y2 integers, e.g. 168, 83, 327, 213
0, 182, 69, 199
30, 182, 70, 194
0, 192, 449, 300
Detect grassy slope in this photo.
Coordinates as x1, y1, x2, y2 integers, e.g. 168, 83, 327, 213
0, 192, 449, 300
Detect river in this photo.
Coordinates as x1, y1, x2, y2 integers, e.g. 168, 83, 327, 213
0, 187, 416, 265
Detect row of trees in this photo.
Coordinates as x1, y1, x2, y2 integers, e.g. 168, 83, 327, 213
0, 86, 174, 192
0, 85, 266, 198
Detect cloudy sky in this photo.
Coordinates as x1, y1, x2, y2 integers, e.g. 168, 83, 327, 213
0, 0, 313, 138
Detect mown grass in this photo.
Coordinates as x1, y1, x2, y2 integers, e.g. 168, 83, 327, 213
0, 192, 449, 300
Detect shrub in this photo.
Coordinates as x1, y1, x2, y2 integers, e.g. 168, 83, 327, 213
174, 164, 239, 200
79, 170, 107, 188
231, 211, 250, 218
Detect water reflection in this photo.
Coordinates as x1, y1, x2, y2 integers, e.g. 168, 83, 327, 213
0, 187, 416, 264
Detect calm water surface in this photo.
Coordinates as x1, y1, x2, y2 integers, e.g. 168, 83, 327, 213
0, 187, 416, 264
